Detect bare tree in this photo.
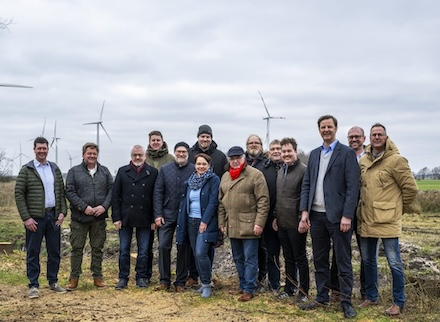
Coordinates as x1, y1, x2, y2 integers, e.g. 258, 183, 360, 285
0, 148, 13, 182
0, 17, 13, 31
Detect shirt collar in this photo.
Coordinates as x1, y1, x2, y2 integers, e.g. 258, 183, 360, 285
320, 140, 338, 154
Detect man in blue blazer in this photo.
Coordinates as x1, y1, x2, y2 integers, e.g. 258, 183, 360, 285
298, 115, 360, 319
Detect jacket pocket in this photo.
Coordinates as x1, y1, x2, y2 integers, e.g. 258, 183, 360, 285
372, 201, 397, 224
238, 212, 256, 236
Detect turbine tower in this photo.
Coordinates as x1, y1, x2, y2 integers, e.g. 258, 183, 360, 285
13, 142, 30, 172
83, 100, 112, 149
50, 121, 60, 164
258, 91, 286, 150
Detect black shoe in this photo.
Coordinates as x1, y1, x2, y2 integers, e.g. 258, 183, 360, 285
115, 279, 128, 290
136, 278, 148, 288
300, 301, 327, 311
341, 302, 357, 319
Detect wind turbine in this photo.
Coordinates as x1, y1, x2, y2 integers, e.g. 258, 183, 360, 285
258, 91, 286, 150
28, 118, 47, 141
66, 151, 80, 168
0, 83, 33, 88
50, 121, 60, 164
83, 100, 112, 149
13, 142, 31, 171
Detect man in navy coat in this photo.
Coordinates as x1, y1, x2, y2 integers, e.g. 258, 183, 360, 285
298, 115, 360, 319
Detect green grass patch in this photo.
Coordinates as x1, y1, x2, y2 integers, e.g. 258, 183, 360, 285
416, 179, 440, 191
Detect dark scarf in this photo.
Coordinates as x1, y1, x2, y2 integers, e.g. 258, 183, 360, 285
130, 161, 146, 174
188, 167, 213, 190
229, 162, 246, 180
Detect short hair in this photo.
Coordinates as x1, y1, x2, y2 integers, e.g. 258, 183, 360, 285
149, 130, 163, 139
280, 137, 298, 151
348, 126, 365, 136
131, 145, 145, 155
194, 153, 211, 164
370, 123, 387, 134
269, 139, 281, 147
246, 134, 263, 145
33, 137, 49, 148
317, 115, 338, 128
82, 142, 99, 154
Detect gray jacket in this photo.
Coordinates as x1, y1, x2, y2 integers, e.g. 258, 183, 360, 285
66, 161, 113, 223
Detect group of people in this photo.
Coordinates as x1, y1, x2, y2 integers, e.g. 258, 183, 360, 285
15, 116, 417, 319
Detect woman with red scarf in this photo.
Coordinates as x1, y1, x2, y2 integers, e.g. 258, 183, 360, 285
218, 146, 270, 302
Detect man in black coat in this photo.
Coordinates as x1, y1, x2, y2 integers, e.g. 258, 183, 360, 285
112, 145, 158, 289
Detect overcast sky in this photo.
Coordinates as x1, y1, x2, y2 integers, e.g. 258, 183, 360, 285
1, 0, 439, 175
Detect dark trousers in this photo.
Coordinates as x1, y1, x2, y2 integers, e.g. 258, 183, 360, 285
309, 211, 353, 304
157, 219, 189, 286
257, 235, 267, 283
26, 211, 61, 288
278, 226, 309, 295
263, 225, 281, 290
330, 216, 366, 298
146, 229, 155, 280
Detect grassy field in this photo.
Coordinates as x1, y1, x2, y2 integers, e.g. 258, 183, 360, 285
1, 181, 439, 321
416, 179, 440, 191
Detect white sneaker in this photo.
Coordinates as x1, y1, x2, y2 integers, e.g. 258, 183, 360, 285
28, 286, 40, 299
50, 283, 67, 293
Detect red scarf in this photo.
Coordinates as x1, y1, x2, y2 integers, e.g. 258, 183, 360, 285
229, 162, 246, 180
130, 161, 146, 174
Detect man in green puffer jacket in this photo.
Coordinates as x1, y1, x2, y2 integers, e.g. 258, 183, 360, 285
15, 137, 67, 299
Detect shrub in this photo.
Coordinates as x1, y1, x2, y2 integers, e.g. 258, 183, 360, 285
414, 191, 440, 213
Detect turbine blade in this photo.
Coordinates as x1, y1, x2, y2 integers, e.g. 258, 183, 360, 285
42, 117, 46, 137
100, 100, 105, 121
0, 83, 33, 88
100, 124, 112, 142
258, 90, 271, 117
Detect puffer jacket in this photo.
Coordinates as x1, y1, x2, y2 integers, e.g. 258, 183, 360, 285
218, 164, 269, 239
15, 160, 67, 221
66, 161, 113, 223
145, 142, 175, 169
357, 138, 418, 238
274, 160, 306, 229
176, 170, 220, 244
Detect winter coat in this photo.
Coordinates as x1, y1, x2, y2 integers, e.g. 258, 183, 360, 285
218, 164, 269, 239
275, 160, 307, 229
66, 162, 113, 223
153, 161, 195, 221
15, 160, 67, 221
254, 158, 280, 228
145, 142, 175, 169
111, 163, 158, 228
176, 171, 220, 244
357, 138, 418, 238
189, 141, 227, 179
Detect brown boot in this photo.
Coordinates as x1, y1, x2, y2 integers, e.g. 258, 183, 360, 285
94, 278, 107, 288
65, 278, 78, 291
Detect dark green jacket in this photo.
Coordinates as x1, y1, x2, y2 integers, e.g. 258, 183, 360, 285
15, 160, 67, 221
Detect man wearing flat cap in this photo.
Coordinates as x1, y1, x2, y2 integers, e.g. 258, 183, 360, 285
218, 146, 270, 302
153, 142, 195, 292
189, 124, 228, 179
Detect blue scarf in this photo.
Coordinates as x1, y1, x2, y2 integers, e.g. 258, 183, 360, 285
188, 167, 213, 190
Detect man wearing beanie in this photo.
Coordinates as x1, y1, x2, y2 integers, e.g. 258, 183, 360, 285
153, 142, 195, 292
189, 124, 228, 179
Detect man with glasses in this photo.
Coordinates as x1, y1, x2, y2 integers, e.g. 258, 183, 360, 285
357, 123, 417, 316
112, 145, 158, 289
153, 142, 195, 292
218, 146, 269, 301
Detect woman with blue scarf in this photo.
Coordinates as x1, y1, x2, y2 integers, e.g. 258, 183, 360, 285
177, 153, 220, 298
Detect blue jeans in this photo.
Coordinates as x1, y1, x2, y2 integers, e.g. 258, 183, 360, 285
118, 226, 150, 280
26, 210, 61, 288
360, 237, 405, 307
187, 218, 214, 285
230, 238, 259, 294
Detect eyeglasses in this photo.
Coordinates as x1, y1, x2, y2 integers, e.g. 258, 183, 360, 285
247, 141, 261, 146
347, 135, 362, 140
131, 154, 145, 157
